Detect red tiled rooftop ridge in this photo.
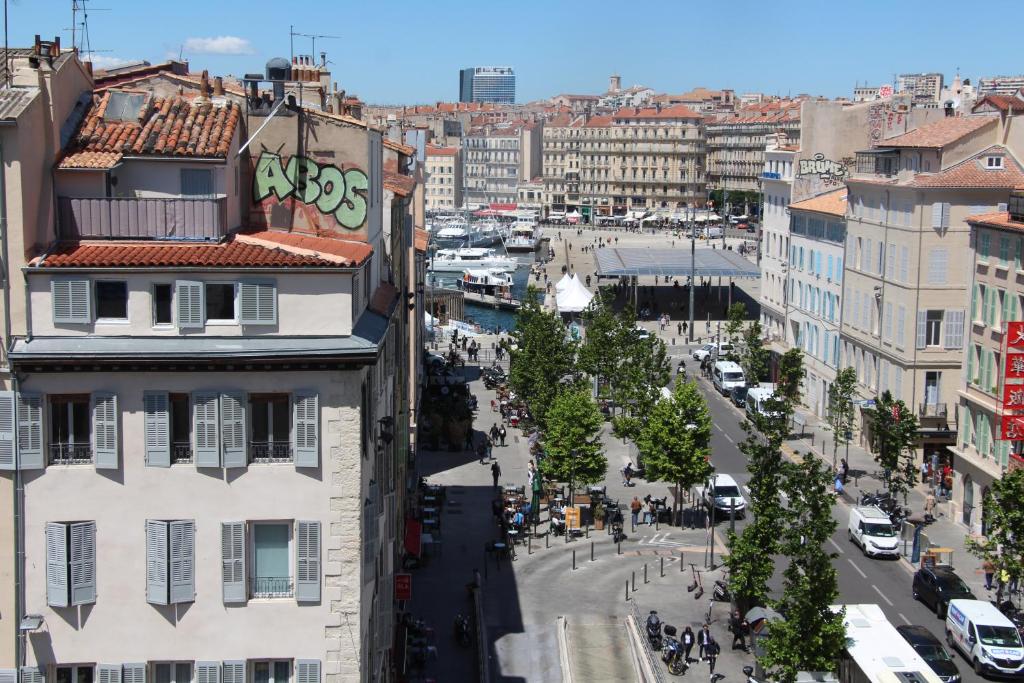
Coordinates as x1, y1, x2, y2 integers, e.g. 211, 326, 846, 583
884, 115, 996, 149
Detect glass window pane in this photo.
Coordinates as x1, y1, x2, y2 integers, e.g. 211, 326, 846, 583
273, 662, 290, 683
271, 396, 289, 442
254, 524, 290, 579
72, 399, 90, 443
155, 664, 172, 683
254, 663, 270, 683
205, 284, 235, 320
96, 281, 128, 319
175, 663, 192, 683
154, 284, 173, 325
56, 668, 72, 683
250, 398, 269, 442
78, 667, 94, 683
51, 400, 69, 444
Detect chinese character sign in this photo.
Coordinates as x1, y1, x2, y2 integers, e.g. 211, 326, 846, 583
1003, 384, 1024, 409
1007, 322, 1024, 349
1002, 415, 1024, 441
1007, 353, 1024, 379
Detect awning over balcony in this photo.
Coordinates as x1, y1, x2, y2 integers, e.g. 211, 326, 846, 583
594, 247, 760, 279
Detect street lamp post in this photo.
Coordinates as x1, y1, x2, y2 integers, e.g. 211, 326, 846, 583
688, 206, 696, 343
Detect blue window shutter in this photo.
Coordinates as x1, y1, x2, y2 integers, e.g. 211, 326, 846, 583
220, 392, 247, 468
17, 393, 43, 470
169, 519, 195, 604
295, 520, 321, 602
91, 392, 119, 470
45, 523, 68, 607
0, 670, 15, 683
70, 521, 96, 605
0, 391, 14, 470
52, 279, 91, 324
145, 520, 169, 605
192, 391, 220, 467
195, 664, 220, 683
144, 392, 170, 467
296, 661, 321, 683
221, 522, 246, 604
293, 391, 319, 468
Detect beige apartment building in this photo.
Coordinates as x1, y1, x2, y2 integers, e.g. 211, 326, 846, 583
842, 113, 1023, 494
424, 144, 461, 210
706, 101, 802, 195
462, 120, 542, 208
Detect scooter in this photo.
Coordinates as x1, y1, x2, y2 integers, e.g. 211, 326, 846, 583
661, 625, 687, 676
646, 611, 663, 650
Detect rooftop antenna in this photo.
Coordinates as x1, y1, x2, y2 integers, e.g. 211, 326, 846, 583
4, 0, 9, 87
288, 26, 339, 64
67, 0, 110, 60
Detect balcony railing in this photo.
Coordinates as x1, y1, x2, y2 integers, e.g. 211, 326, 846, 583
250, 576, 293, 598
58, 195, 229, 240
249, 441, 293, 463
49, 442, 93, 465
918, 403, 947, 418
171, 442, 193, 464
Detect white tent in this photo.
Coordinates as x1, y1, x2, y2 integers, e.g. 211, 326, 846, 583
556, 275, 595, 313
555, 273, 574, 293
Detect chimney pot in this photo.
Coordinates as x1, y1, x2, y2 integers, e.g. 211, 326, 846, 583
84, 60, 93, 77
199, 69, 210, 97
213, 76, 224, 97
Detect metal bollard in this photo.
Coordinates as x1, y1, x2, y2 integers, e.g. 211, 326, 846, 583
528, 535, 532, 555
591, 541, 595, 562
626, 580, 630, 602
573, 550, 576, 571
632, 571, 636, 592
680, 551, 685, 572
586, 524, 590, 539
618, 541, 622, 555
644, 563, 648, 584
546, 533, 550, 549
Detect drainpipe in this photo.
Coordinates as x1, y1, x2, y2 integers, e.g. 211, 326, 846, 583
0, 142, 11, 364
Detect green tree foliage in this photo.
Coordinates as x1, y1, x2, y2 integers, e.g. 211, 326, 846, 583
867, 391, 919, 500
739, 320, 769, 385
508, 287, 579, 430
610, 333, 671, 440
761, 453, 846, 682
967, 468, 1024, 600
636, 380, 713, 520
725, 302, 747, 349
576, 292, 621, 397
827, 367, 858, 468
540, 388, 607, 504
776, 348, 805, 406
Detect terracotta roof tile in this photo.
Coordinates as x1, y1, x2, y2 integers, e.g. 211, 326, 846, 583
58, 89, 241, 169
384, 170, 415, 197
234, 230, 372, 266
414, 228, 429, 252
913, 146, 1024, 188
966, 211, 1024, 233
383, 138, 415, 156
584, 114, 614, 128
884, 115, 996, 148
613, 104, 702, 120
426, 145, 457, 156
972, 94, 1024, 114
789, 188, 847, 217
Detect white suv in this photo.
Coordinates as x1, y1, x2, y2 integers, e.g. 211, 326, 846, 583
691, 343, 715, 361
700, 474, 747, 519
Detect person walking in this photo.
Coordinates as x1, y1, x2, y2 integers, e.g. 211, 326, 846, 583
840, 457, 849, 483
477, 439, 487, 464
706, 638, 720, 678
491, 461, 501, 490
490, 423, 500, 444
730, 610, 749, 652
630, 497, 642, 528
647, 499, 657, 526
677, 321, 683, 336
681, 626, 696, 663
498, 425, 507, 446
983, 559, 996, 590
697, 624, 712, 661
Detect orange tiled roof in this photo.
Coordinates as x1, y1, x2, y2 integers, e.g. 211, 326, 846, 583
966, 210, 1024, 232
426, 145, 457, 156
972, 94, 1024, 114
383, 138, 415, 156
384, 170, 415, 197
414, 228, 429, 252
789, 189, 847, 217
913, 146, 1024, 189
584, 115, 614, 128
884, 115, 996, 148
58, 90, 241, 169
235, 230, 372, 266
613, 104, 702, 120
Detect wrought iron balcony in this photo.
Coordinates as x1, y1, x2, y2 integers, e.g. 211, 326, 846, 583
249, 441, 293, 463
49, 442, 93, 465
171, 441, 193, 464
918, 403, 947, 418
250, 576, 293, 598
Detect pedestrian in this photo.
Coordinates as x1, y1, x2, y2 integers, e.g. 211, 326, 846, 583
490, 423, 499, 443
630, 497, 642, 528
697, 624, 712, 660
683, 321, 688, 335
499, 425, 507, 446
921, 460, 929, 484
648, 500, 657, 526
527, 460, 536, 489
477, 439, 487, 464
678, 321, 683, 336
730, 610, 749, 652
681, 626, 696, 662
983, 559, 995, 590
706, 638, 720, 677
834, 473, 844, 497
491, 461, 501, 490
840, 457, 849, 483
924, 491, 936, 518
486, 436, 494, 460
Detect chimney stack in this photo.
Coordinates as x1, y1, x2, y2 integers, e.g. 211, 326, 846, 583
199, 70, 210, 97
213, 76, 224, 97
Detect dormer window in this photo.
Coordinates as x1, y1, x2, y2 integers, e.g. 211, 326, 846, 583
986, 156, 1004, 169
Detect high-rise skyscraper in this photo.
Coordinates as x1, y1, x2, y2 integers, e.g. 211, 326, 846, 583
458, 66, 516, 104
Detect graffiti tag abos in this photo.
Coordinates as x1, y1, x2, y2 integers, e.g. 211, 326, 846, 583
798, 153, 848, 187
253, 152, 369, 230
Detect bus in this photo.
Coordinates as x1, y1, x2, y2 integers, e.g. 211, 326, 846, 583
838, 604, 944, 683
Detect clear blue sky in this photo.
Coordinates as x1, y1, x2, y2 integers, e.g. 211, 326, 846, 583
7, 0, 1024, 104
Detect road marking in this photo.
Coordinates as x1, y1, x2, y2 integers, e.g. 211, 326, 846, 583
898, 613, 911, 625
828, 537, 845, 555
848, 559, 867, 578
724, 433, 735, 444
872, 584, 894, 606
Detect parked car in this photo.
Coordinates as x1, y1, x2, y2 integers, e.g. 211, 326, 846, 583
691, 343, 715, 361
848, 505, 900, 558
730, 385, 748, 408
945, 599, 1024, 677
912, 566, 976, 618
895, 625, 961, 683
699, 473, 746, 519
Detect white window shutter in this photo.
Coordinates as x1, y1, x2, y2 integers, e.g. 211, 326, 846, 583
192, 391, 220, 467
220, 392, 247, 468
931, 202, 944, 229
221, 521, 246, 604
52, 279, 91, 324
45, 522, 68, 607
896, 306, 906, 346
239, 281, 277, 325
176, 280, 204, 329
886, 244, 895, 279
0, 391, 14, 470
293, 391, 319, 468
144, 392, 170, 467
91, 392, 119, 470
19, 669, 44, 683
195, 664, 220, 683
942, 202, 951, 227
916, 311, 927, 349
17, 393, 43, 470
296, 661, 321, 683
295, 520, 321, 602
0, 670, 15, 683
221, 663, 244, 683
96, 665, 121, 683
145, 520, 169, 605
945, 310, 965, 349
70, 521, 96, 605
121, 665, 145, 683
169, 519, 195, 604
884, 303, 893, 340
899, 246, 909, 282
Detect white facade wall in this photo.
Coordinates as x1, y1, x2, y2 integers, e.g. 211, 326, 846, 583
759, 149, 794, 344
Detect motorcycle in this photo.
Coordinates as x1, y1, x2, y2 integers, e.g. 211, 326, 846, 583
743, 665, 767, 683
661, 625, 687, 676
646, 611, 663, 650
713, 579, 731, 602
454, 614, 472, 647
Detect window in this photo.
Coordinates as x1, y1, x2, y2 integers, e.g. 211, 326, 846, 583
999, 236, 1011, 266
45, 521, 96, 606
927, 248, 948, 284
250, 394, 291, 463
153, 284, 173, 326
55, 667, 94, 683
252, 661, 291, 683
205, 283, 236, 322
979, 232, 991, 262
95, 281, 128, 320
925, 310, 943, 346
49, 395, 91, 464
153, 663, 193, 683
169, 394, 191, 463
145, 520, 195, 605
181, 168, 214, 196
52, 279, 91, 324
986, 156, 1004, 169
896, 305, 906, 346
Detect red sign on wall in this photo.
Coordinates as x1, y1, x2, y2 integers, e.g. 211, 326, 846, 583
1007, 322, 1024, 349
1001, 415, 1024, 440
1006, 353, 1024, 379
1004, 384, 1024, 410
395, 573, 412, 602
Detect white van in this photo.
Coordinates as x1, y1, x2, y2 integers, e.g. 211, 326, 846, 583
712, 361, 745, 395
946, 599, 1024, 677
704, 226, 723, 239
711, 343, 734, 361
745, 384, 778, 418
847, 506, 899, 558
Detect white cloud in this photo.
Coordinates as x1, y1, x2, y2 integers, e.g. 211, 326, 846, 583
84, 55, 140, 70
182, 36, 254, 56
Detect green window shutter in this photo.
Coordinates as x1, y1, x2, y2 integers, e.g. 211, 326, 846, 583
176, 280, 204, 330
295, 520, 321, 602
0, 391, 14, 470
144, 392, 170, 467
121, 665, 145, 683
292, 391, 319, 468
195, 664, 220, 683
91, 392, 119, 469
220, 392, 247, 468
70, 521, 96, 605
169, 519, 195, 604
96, 665, 121, 683
296, 661, 321, 683
52, 279, 91, 324
221, 521, 246, 604
239, 280, 277, 325
192, 391, 220, 467
17, 393, 43, 470
45, 522, 68, 607
966, 345, 975, 384
971, 284, 979, 321
145, 520, 169, 605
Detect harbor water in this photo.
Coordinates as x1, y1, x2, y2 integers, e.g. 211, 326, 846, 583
427, 249, 539, 333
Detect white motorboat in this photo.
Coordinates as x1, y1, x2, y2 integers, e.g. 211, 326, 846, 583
428, 248, 518, 273
505, 221, 542, 252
